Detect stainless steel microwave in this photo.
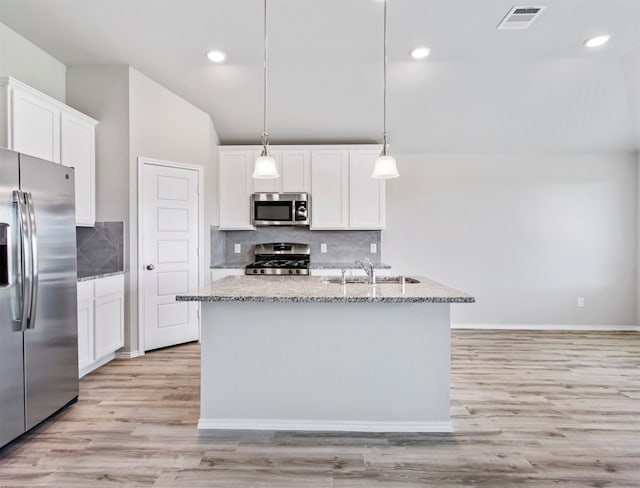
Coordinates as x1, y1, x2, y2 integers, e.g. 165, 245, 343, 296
251, 193, 309, 226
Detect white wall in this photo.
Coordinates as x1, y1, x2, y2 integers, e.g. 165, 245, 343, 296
0, 22, 66, 102
66, 66, 130, 222
128, 67, 215, 352
621, 47, 639, 149
637, 151, 640, 326
383, 153, 638, 326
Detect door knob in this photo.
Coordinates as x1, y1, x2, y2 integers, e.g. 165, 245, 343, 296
146, 264, 155, 271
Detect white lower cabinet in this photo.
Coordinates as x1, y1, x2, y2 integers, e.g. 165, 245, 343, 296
77, 274, 124, 378
77, 283, 94, 371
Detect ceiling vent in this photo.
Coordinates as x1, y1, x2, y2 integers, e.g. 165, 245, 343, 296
497, 6, 546, 30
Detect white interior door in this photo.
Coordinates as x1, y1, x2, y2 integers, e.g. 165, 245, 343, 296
141, 162, 199, 351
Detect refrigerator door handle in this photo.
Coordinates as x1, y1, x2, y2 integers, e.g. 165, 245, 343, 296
25, 193, 38, 330
13, 191, 31, 332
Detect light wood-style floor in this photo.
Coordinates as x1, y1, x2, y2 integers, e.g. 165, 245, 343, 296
1, 330, 638, 487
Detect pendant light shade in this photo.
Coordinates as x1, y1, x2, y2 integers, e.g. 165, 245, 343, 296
253, 0, 279, 179
372, 154, 399, 179
372, 0, 399, 179
253, 151, 279, 179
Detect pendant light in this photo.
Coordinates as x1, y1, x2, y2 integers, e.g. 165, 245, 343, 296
372, 0, 399, 179
253, 0, 279, 179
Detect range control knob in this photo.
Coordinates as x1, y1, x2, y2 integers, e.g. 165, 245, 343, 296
288, 269, 293, 274
296, 269, 301, 274
260, 269, 265, 274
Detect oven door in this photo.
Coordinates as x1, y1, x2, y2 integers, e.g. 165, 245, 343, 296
252, 200, 294, 226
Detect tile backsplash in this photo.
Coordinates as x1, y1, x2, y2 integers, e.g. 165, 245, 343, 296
76, 222, 124, 278
211, 226, 381, 266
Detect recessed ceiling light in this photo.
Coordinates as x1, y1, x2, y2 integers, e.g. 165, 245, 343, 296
583, 35, 611, 48
410, 47, 431, 60
206, 50, 226, 63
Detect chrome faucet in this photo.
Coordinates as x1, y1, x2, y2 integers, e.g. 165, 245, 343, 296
355, 258, 376, 285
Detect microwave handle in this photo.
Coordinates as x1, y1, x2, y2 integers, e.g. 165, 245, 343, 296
295, 201, 307, 221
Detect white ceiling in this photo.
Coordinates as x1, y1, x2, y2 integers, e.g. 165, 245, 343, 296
0, 0, 638, 153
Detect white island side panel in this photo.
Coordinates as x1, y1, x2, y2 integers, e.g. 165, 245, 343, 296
199, 301, 451, 432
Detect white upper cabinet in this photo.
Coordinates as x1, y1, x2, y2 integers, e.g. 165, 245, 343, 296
281, 150, 311, 193
218, 150, 255, 230
61, 111, 97, 226
250, 149, 310, 194
218, 145, 386, 231
0, 77, 98, 226
348, 150, 385, 229
310, 150, 349, 229
8, 86, 60, 163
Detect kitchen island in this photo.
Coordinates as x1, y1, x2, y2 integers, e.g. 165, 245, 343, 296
177, 275, 474, 433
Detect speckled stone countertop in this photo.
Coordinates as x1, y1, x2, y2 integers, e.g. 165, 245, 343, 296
210, 262, 392, 270
176, 275, 474, 303
310, 262, 392, 269
78, 271, 124, 282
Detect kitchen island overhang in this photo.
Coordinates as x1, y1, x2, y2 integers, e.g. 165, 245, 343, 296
177, 275, 474, 433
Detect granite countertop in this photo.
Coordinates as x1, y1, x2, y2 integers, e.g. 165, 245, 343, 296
310, 262, 392, 269
211, 262, 392, 270
78, 271, 124, 282
177, 275, 475, 304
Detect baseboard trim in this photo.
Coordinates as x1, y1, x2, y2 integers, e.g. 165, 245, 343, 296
115, 350, 142, 359
197, 418, 453, 433
451, 323, 640, 332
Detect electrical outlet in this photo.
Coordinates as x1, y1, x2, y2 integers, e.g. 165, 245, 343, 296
234, 243, 241, 254
320, 243, 327, 253
577, 297, 584, 308
370, 243, 377, 254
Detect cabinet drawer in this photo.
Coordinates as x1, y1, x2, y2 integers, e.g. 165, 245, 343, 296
95, 274, 124, 297
77, 280, 94, 301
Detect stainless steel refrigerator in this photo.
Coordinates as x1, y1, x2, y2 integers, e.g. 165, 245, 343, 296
0, 147, 78, 449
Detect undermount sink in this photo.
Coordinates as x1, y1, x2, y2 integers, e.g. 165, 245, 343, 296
325, 276, 420, 284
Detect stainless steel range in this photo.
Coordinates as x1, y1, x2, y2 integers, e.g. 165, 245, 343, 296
245, 243, 310, 276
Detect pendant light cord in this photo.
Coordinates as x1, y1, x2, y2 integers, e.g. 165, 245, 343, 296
262, 0, 269, 150
382, 0, 388, 155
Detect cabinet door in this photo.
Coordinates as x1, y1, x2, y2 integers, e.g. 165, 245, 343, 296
281, 150, 311, 193
10, 87, 60, 162
61, 111, 96, 226
219, 151, 255, 230
77, 298, 94, 370
252, 150, 282, 193
310, 150, 349, 229
349, 150, 385, 229
94, 293, 124, 359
